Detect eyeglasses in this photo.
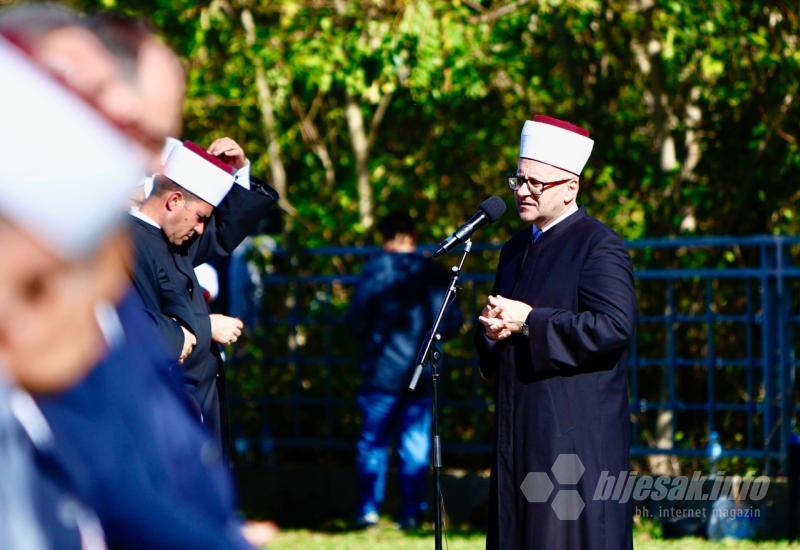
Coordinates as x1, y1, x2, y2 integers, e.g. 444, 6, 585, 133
507, 172, 573, 193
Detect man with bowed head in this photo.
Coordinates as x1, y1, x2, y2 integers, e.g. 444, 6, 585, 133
130, 136, 278, 452
476, 115, 638, 549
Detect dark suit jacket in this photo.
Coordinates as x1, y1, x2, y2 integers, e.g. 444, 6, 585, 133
129, 179, 278, 443
37, 291, 251, 549
2, 381, 95, 549
476, 208, 637, 550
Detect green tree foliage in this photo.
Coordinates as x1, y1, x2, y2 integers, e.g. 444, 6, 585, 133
61, 0, 800, 244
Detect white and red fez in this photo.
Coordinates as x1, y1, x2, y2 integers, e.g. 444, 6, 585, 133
519, 115, 594, 176
163, 141, 236, 207
0, 36, 147, 258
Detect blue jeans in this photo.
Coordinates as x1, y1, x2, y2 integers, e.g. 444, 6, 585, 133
356, 391, 432, 522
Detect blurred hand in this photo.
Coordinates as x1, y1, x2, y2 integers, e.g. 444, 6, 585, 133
179, 326, 196, 363
210, 313, 243, 345
241, 520, 278, 548
206, 137, 247, 169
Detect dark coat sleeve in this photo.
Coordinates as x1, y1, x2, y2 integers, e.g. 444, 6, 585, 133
526, 233, 637, 373
128, 223, 201, 360
129, 251, 189, 359
345, 260, 377, 340
189, 177, 279, 266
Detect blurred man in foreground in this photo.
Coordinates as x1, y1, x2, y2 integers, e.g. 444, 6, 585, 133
0, 16, 145, 546
1, 6, 275, 547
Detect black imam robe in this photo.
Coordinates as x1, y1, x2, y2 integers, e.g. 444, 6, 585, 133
476, 208, 637, 550
129, 181, 278, 450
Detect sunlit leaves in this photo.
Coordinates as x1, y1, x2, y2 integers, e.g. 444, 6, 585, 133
60, 0, 800, 239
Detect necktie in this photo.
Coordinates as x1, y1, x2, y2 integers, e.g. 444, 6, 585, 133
514, 227, 541, 288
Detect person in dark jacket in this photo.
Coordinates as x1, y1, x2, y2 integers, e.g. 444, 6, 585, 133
347, 213, 463, 529
129, 138, 278, 453
476, 115, 637, 550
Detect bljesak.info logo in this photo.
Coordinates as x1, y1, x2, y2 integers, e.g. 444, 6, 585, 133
519, 454, 770, 521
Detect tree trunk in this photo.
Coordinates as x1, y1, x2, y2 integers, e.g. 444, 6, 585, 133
345, 96, 374, 229
291, 94, 336, 187
241, 8, 295, 216
631, 2, 680, 474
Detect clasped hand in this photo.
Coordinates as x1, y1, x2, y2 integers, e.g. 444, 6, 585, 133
210, 314, 243, 345
478, 295, 532, 341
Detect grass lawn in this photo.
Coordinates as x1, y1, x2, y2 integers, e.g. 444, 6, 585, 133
267, 521, 796, 549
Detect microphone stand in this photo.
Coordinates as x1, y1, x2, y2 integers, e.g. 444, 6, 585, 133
409, 239, 472, 550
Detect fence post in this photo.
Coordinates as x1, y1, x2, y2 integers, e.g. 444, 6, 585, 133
777, 237, 793, 475
760, 241, 779, 475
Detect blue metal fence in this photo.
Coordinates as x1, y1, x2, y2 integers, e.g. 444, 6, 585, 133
228, 236, 800, 474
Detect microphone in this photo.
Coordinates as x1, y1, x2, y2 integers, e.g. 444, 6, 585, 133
433, 196, 506, 258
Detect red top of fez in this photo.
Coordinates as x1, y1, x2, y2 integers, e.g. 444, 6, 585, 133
182, 140, 236, 175
532, 114, 590, 138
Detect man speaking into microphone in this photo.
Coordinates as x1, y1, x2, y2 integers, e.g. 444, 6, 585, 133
476, 115, 638, 550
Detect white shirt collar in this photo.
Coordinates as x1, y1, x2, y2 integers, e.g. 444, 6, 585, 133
95, 300, 125, 349
9, 390, 53, 449
534, 202, 580, 237
129, 208, 161, 229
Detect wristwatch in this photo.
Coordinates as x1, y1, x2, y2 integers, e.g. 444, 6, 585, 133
521, 322, 529, 337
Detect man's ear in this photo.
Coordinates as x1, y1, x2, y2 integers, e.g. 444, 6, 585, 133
165, 192, 184, 212
565, 179, 580, 203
